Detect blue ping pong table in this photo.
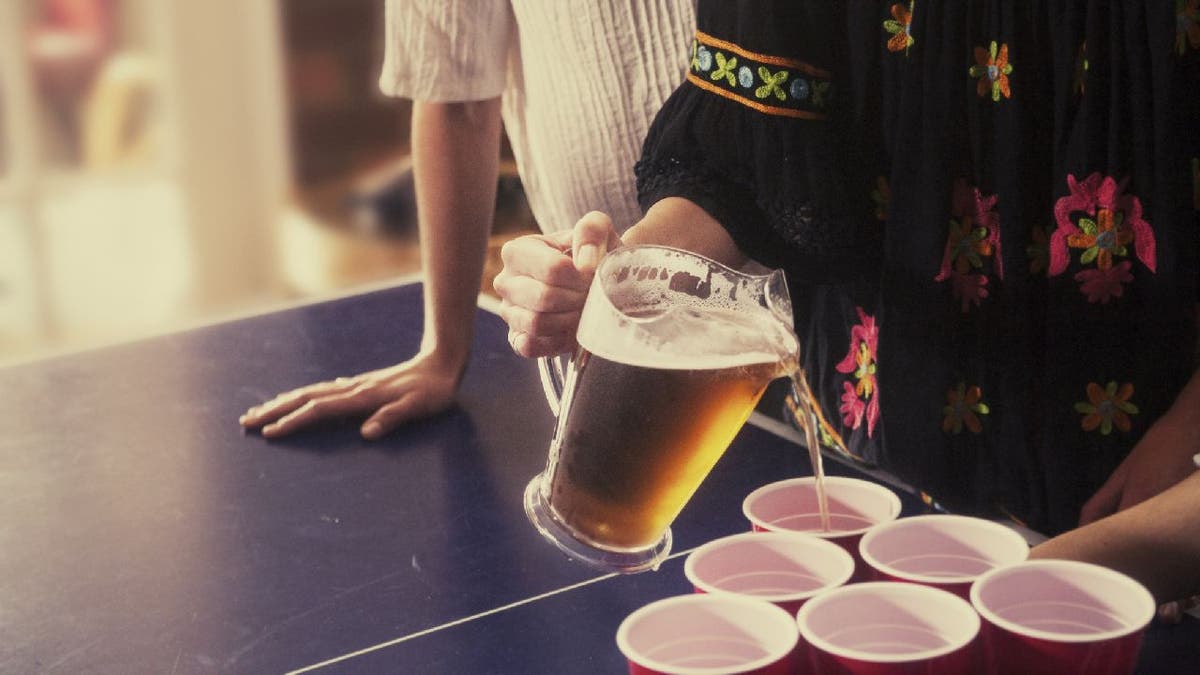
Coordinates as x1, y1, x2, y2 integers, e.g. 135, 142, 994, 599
0, 280, 1194, 673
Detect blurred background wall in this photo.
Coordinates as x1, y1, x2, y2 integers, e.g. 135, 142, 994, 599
0, 0, 535, 365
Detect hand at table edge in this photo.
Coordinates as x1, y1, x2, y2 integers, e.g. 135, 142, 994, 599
238, 350, 466, 440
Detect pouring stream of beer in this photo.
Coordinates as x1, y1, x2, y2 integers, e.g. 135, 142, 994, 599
787, 372, 831, 533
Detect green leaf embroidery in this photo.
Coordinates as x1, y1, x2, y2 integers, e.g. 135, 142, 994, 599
711, 52, 737, 86
812, 81, 831, 107
755, 66, 789, 101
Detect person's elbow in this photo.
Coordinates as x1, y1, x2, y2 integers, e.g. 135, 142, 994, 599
414, 98, 501, 129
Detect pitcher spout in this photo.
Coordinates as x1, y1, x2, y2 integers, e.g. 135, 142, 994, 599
763, 268, 794, 329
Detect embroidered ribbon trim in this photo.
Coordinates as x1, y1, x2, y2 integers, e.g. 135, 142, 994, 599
688, 29, 833, 119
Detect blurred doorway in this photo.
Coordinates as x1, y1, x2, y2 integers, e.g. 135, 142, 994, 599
0, 0, 289, 363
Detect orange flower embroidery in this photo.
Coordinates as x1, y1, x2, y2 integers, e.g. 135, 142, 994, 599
969, 41, 1012, 101
942, 382, 989, 435
1178, 0, 1200, 55
1065, 207, 1134, 270
1049, 173, 1157, 302
1074, 381, 1138, 435
935, 180, 1002, 313
871, 175, 890, 221
884, 2, 915, 54
943, 219, 994, 274
1073, 41, 1088, 95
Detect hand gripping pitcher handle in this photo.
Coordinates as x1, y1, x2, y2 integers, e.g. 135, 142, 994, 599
537, 354, 569, 417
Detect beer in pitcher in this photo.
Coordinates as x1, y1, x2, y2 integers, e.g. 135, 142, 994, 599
525, 245, 798, 572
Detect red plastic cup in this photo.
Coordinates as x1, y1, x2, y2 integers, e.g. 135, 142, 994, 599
742, 477, 901, 580
970, 560, 1156, 675
616, 594, 800, 675
858, 514, 1029, 599
684, 531, 855, 615
795, 581, 981, 674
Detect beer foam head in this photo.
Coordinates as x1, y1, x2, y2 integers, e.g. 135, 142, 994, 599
577, 246, 799, 369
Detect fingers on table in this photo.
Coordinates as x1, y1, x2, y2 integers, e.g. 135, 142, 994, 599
362, 391, 435, 439
260, 388, 376, 438
240, 379, 364, 435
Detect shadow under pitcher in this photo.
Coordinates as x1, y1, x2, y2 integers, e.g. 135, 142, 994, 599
525, 245, 799, 573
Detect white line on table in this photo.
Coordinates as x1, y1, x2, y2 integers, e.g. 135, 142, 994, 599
286, 547, 697, 674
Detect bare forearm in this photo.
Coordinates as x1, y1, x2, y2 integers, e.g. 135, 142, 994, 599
621, 197, 747, 269
411, 99, 503, 370
1032, 471, 1200, 603
1167, 367, 1200, 429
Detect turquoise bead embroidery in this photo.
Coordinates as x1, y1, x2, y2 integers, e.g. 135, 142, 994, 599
790, 78, 810, 100
688, 35, 834, 117
738, 66, 754, 88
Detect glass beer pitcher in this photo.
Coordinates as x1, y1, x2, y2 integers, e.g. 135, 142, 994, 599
524, 245, 798, 573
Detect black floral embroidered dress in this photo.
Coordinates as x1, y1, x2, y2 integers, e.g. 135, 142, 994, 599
636, 1, 1199, 534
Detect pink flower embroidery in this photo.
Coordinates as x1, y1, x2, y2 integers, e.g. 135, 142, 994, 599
1049, 173, 1156, 276
864, 393, 880, 439
951, 272, 989, 312
835, 307, 879, 374
951, 178, 1000, 231
835, 307, 881, 437
840, 381, 865, 428
936, 180, 1002, 315
1075, 261, 1134, 304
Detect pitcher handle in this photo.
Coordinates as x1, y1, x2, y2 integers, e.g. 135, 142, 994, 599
537, 354, 569, 417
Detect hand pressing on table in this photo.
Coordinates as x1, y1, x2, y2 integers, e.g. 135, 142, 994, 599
240, 99, 505, 440
239, 351, 464, 440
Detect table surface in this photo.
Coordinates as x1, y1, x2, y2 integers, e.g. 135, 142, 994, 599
1, 281, 1194, 674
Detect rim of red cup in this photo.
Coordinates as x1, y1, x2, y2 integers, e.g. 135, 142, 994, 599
741, 476, 902, 537
969, 559, 1156, 644
684, 531, 856, 605
796, 581, 981, 664
857, 514, 1030, 585
616, 594, 799, 675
